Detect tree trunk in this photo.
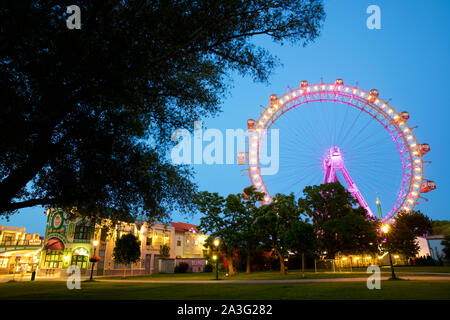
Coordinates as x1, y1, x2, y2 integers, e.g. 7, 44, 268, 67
123, 266, 126, 278
278, 253, 286, 275
227, 256, 235, 276
301, 252, 305, 278
246, 239, 252, 274
246, 252, 251, 274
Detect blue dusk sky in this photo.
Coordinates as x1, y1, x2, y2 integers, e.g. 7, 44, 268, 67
2, 0, 449, 235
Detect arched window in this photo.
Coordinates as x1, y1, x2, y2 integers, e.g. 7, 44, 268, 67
71, 247, 89, 269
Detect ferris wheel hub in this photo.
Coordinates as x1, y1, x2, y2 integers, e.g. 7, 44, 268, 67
324, 146, 344, 169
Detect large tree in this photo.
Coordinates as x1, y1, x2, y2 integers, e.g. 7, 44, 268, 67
225, 186, 264, 274
195, 191, 240, 275
384, 210, 433, 261
299, 182, 379, 259
394, 210, 432, 237
253, 193, 305, 274
0, 1, 325, 220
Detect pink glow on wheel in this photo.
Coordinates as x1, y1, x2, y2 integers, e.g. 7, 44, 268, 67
245, 79, 434, 222
322, 146, 374, 217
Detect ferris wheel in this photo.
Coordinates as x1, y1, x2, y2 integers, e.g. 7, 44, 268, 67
239, 79, 436, 222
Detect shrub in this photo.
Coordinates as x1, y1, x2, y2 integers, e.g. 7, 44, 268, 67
204, 264, 213, 273
175, 262, 189, 273
414, 255, 438, 266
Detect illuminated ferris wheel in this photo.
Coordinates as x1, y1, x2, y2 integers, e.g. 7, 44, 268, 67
239, 79, 436, 222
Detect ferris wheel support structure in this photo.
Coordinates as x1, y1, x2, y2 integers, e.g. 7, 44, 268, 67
323, 146, 374, 217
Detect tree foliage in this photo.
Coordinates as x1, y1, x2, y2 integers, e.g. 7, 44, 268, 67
395, 210, 432, 237
196, 187, 264, 275
298, 182, 379, 259
195, 191, 239, 275
442, 235, 450, 261
0, 1, 325, 221
112, 233, 141, 266
385, 210, 433, 259
225, 186, 264, 273
159, 244, 170, 259
431, 220, 450, 236
253, 193, 307, 274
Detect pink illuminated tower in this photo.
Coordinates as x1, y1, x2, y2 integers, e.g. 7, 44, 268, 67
322, 146, 374, 217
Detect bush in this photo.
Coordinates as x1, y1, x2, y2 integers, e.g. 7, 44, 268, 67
204, 264, 213, 273
174, 262, 189, 273
414, 255, 439, 266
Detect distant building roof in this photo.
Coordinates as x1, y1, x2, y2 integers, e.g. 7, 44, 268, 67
170, 222, 199, 234
426, 235, 445, 240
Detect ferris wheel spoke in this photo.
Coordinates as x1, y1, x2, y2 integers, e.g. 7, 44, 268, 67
339, 105, 365, 147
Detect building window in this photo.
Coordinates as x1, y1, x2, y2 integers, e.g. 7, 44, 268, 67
44, 250, 62, 268
74, 225, 93, 241
114, 262, 131, 269
177, 240, 181, 246
146, 237, 153, 246
71, 254, 89, 269
100, 228, 108, 241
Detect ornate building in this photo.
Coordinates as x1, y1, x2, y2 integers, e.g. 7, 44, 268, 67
38, 209, 207, 277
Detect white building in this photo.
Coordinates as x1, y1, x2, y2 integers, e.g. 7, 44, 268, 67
416, 235, 447, 261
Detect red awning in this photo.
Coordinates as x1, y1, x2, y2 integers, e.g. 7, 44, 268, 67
43, 238, 64, 250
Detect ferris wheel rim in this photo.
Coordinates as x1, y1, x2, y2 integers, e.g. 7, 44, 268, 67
247, 81, 424, 222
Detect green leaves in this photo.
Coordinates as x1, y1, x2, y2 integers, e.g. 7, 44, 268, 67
112, 233, 141, 265
384, 210, 432, 259
300, 182, 379, 259
0, 1, 325, 219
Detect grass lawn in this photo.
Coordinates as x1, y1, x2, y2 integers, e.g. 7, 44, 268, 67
100, 266, 450, 281
0, 280, 449, 300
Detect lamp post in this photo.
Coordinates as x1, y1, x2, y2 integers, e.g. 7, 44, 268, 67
381, 224, 397, 280
213, 239, 220, 280
89, 240, 99, 281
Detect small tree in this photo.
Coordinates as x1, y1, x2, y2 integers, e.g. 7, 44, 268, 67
113, 233, 141, 277
285, 220, 317, 278
160, 244, 170, 259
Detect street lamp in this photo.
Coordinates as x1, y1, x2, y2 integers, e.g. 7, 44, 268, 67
213, 255, 218, 280
213, 239, 220, 280
381, 224, 397, 280
89, 240, 99, 281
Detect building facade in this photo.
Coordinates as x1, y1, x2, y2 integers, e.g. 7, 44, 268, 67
417, 235, 447, 262
0, 225, 42, 274
38, 209, 207, 277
